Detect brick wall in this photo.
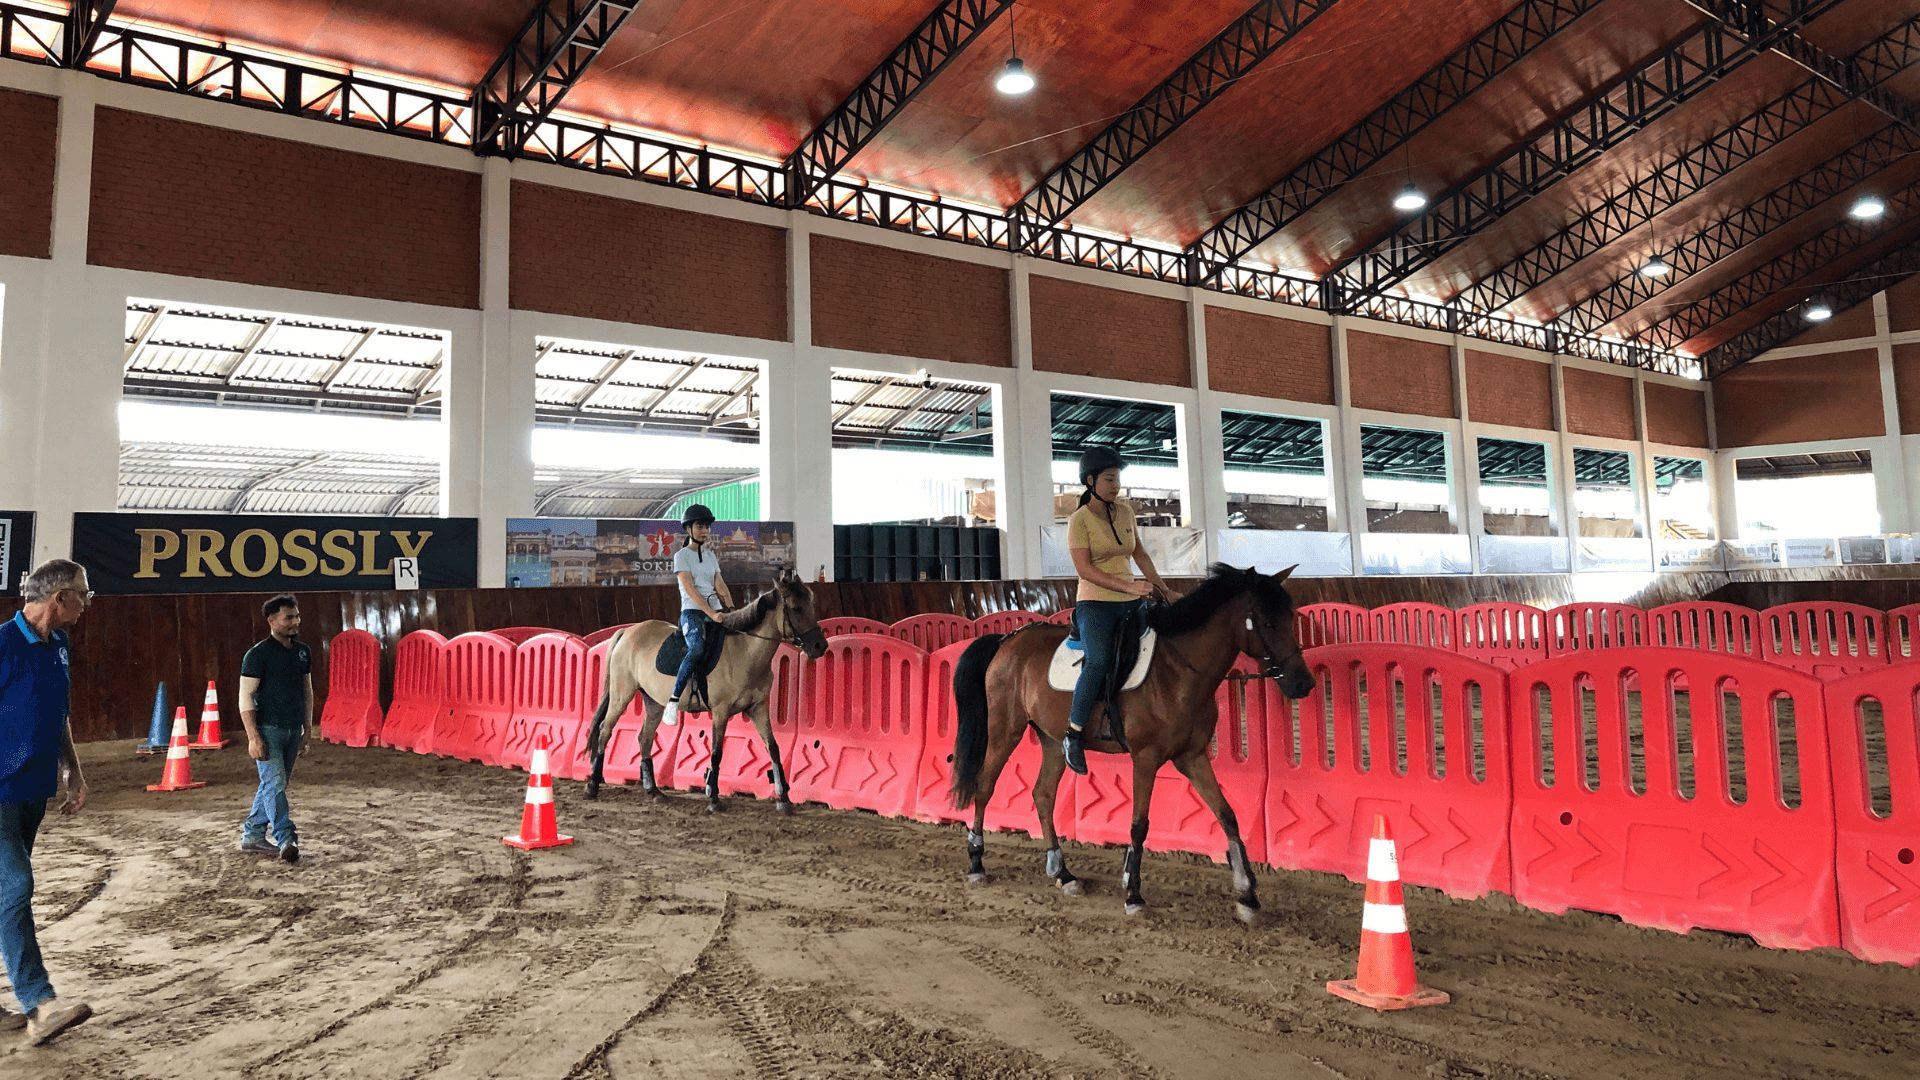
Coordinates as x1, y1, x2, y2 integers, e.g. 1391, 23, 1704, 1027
1894, 343, 1920, 435
0, 89, 58, 260
1347, 330, 1452, 416
1780, 296, 1876, 346
1029, 275, 1188, 386
1464, 349, 1552, 429
1713, 350, 1882, 447
88, 109, 480, 307
1203, 307, 1331, 403
1891, 277, 1920, 335
510, 181, 786, 340
810, 236, 1009, 366
1643, 381, 1709, 447
1561, 367, 1636, 441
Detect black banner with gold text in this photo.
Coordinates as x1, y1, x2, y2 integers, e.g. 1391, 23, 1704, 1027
73, 513, 478, 594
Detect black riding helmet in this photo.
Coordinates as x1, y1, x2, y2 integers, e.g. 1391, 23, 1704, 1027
1077, 447, 1125, 487
681, 503, 716, 527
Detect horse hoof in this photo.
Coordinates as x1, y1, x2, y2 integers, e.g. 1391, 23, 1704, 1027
774, 800, 795, 816
1060, 879, 1085, 898
1235, 902, 1260, 926
583, 784, 600, 801
706, 800, 725, 814
1124, 901, 1147, 917
966, 872, 990, 887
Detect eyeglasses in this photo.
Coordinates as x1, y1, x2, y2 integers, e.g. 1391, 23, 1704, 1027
60, 589, 95, 605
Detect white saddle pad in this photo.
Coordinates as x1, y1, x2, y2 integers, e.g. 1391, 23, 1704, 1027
1047, 629, 1156, 694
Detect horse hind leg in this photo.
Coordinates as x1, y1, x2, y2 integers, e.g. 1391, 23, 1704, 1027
1172, 749, 1260, 925
704, 711, 730, 813
585, 660, 645, 801
964, 725, 1019, 886
1033, 733, 1082, 897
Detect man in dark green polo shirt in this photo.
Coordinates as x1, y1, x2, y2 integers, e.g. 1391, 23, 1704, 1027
238, 595, 312, 865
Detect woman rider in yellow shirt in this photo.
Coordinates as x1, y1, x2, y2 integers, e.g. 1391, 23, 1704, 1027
1063, 447, 1172, 775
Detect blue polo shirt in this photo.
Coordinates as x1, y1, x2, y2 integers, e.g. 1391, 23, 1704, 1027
0, 612, 73, 804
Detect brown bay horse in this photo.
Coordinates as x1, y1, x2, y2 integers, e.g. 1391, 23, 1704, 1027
949, 564, 1314, 920
583, 570, 829, 811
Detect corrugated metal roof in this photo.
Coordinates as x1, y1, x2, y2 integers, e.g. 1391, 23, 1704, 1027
831, 371, 993, 447
119, 442, 441, 515
533, 337, 761, 430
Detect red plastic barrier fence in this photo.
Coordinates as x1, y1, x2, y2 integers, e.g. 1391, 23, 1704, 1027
1890, 604, 1920, 661
1648, 601, 1761, 656
1545, 602, 1646, 655
911, 639, 1081, 836
1370, 603, 1458, 650
499, 634, 590, 777
1823, 667, 1920, 965
1264, 645, 1511, 898
1076, 656, 1270, 863
582, 624, 632, 647
663, 644, 804, 799
579, 635, 680, 788
318, 629, 383, 747
972, 610, 1043, 636
1047, 608, 1076, 626
1456, 603, 1546, 671
492, 626, 566, 645
380, 630, 447, 753
433, 633, 515, 766
1295, 603, 1370, 648
786, 635, 927, 817
1508, 649, 1839, 951
891, 613, 974, 653
819, 617, 892, 638
1762, 602, 1889, 678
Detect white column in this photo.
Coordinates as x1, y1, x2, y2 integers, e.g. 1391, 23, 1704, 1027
445, 157, 533, 587
763, 219, 833, 579
1872, 290, 1912, 532
1010, 258, 1055, 580
1329, 317, 1365, 573
1633, 372, 1658, 548
1550, 355, 1579, 567
1186, 294, 1227, 566
1451, 339, 1484, 567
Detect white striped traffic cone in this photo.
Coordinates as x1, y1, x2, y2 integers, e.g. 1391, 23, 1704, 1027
1327, 814, 1448, 1010
189, 680, 230, 750
503, 736, 574, 850
147, 707, 208, 792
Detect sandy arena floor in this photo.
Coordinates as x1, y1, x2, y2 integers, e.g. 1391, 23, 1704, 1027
4, 739, 1916, 1079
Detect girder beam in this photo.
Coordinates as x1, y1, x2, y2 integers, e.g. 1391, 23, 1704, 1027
1013, 0, 1344, 230
1186, 0, 1604, 281
1325, 0, 1846, 307
786, 0, 1012, 207
1705, 243, 1920, 376
1679, 2, 1920, 134
64, 0, 115, 67
475, 0, 639, 153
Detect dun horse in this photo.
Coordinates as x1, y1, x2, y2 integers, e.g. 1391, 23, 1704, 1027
949, 564, 1314, 920
584, 569, 829, 811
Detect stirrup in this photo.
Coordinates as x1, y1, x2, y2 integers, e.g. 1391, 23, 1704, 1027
1063, 729, 1088, 775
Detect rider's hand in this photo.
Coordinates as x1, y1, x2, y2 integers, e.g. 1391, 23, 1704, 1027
1125, 579, 1155, 598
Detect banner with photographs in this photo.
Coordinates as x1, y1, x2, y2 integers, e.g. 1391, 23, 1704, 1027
506, 519, 795, 588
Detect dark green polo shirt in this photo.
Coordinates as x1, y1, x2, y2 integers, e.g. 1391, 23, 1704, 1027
241, 636, 311, 729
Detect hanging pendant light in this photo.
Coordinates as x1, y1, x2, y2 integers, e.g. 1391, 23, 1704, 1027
995, 6, 1034, 95
1804, 301, 1834, 322
1639, 253, 1671, 278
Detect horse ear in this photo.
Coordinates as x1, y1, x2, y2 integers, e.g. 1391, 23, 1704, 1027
1271, 564, 1297, 583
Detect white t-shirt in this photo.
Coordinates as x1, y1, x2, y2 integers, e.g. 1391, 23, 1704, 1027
673, 544, 722, 612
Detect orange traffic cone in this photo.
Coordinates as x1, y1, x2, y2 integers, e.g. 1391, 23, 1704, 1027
147, 707, 208, 792
189, 680, 229, 750
1327, 814, 1448, 1010
503, 737, 574, 850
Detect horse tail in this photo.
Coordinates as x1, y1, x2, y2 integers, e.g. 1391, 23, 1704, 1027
949, 633, 1005, 811
586, 628, 623, 758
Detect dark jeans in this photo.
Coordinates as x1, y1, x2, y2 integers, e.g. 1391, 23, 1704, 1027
671, 611, 710, 702
1068, 599, 1145, 733
0, 799, 52, 1014
241, 725, 302, 847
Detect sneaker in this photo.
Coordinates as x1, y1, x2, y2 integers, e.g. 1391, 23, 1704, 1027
0, 1006, 24, 1032
279, 842, 300, 865
26, 1000, 90, 1046
661, 701, 680, 727
238, 837, 277, 855
1062, 729, 1088, 776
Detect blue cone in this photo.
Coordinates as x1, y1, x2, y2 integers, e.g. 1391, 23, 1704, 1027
140, 682, 169, 752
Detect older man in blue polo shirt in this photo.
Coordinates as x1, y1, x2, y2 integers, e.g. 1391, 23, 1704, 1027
0, 560, 94, 1046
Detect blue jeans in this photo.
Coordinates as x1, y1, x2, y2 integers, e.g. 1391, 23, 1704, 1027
671, 611, 710, 702
1068, 599, 1145, 733
0, 799, 53, 1014
241, 726, 302, 847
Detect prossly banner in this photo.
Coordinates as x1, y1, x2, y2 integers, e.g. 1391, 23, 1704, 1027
74, 513, 478, 594
505, 518, 795, 587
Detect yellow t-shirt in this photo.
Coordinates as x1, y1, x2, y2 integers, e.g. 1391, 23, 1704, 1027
1067, 499, 1138, 603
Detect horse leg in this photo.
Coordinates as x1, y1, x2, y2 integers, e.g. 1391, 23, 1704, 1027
585, 658, 644, 802
637, 695, 669, 802
1172, 749, 1260, 925
746, 698, 793, 816
704, 711, 729, 814
1033, 734, 1081, 896
1122, 754, 1160, 916
965, 731, 1018, 886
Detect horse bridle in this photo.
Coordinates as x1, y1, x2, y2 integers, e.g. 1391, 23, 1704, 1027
1244, 607, 1305, 683
720, 596, 825, 650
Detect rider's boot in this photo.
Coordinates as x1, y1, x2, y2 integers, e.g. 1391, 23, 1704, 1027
1063, 725, 1088, 775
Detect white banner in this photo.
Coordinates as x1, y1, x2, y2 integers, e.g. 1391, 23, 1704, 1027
1360, 533, 1472, 576
1655, 541, 1723, 571
1039, 525, 1206, 579
1478, 534, 1569, 574
1783, 537, 1838, 567
1723, 539, 1785, 570
1216, 529, 1353, 577
1575, 536, 1652, 572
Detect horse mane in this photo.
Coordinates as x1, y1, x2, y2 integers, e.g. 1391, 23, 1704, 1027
718, 588, 779, 633
1147, 563, 1293, 636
